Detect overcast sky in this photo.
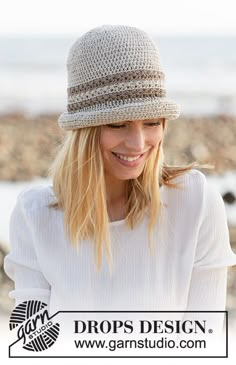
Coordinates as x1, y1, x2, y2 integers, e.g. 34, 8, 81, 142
0, 0, 235, 36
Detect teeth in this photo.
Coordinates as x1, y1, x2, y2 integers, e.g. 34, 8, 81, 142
115, 153, 140, 161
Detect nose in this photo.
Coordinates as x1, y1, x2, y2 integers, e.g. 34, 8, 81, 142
124, 126, 146, 152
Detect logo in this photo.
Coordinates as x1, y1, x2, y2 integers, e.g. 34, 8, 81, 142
9, 300, 60, 352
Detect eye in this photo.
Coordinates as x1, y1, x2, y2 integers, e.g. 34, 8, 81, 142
145, 121, 161, 126
107, 124, 125, 129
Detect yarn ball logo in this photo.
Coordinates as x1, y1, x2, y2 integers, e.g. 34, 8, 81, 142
9, 300, 60, 352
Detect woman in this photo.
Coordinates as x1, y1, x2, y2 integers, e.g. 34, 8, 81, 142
4, 25, 236, 331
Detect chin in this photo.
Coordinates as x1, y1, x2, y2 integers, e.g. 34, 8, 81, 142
117, 171, 143, 180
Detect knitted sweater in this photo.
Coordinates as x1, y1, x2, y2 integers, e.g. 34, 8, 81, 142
4, 170, 236, 324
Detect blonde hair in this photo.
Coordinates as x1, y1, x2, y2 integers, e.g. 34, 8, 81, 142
47, 120, 204, 273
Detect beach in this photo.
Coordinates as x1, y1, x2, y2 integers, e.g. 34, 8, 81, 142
1, 112, 236, 181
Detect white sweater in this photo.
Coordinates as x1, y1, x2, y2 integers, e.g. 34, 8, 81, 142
4, 170, 236, 324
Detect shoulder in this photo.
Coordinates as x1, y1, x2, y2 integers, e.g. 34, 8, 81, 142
171, 168, 206, 190
161, 169, 214, 223
176, 169, 224, 210
162, 169, 207, 201
16, 184, 56, 212
9, 185, 57, 242
162, 168, 226, 219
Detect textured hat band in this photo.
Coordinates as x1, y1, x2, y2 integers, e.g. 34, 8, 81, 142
68, 70, 165, 95
58, 25, 181, 130
67, 70, 166, 112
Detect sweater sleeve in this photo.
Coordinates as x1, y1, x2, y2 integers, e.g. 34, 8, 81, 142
4, 191, 51, 306
183, 181, 236, 334
193, 181, 236, 271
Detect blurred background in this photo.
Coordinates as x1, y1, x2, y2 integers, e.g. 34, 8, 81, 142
0, 0, 236, 339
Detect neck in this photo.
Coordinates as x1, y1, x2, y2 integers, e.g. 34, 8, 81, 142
105, 176, 127, 204
105, 178, 127, 221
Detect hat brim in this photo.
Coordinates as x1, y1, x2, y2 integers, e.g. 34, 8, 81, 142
58, 98, 181, 130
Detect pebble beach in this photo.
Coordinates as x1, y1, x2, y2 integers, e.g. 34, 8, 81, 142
1, 112, 236, 180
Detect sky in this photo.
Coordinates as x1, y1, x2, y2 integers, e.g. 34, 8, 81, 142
0, 0, 236, 37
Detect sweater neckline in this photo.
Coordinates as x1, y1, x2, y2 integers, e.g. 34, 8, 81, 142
109, 218, 126, 226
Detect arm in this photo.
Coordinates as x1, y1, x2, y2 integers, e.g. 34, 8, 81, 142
4, 192, 51, 306
184, 182, 236, 334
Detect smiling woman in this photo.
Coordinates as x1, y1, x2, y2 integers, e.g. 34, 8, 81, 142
4, 26, 236, 334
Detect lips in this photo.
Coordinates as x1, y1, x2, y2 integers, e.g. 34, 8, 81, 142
112, 153, 142, 161
111, 152, 144, 167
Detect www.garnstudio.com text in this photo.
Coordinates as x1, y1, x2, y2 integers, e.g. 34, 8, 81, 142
74, 337, 206, 351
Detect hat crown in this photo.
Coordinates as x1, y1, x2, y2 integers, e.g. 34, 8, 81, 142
67, 25, 164, 87
58, 25, 180, 130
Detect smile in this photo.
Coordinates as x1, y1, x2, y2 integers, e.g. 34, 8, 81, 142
111, 152, 145, 167
113, 153, 141, 161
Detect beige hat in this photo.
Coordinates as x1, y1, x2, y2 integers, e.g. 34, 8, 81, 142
58, 24, 180, 130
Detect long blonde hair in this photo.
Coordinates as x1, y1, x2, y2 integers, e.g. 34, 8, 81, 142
47, 120, 202, 273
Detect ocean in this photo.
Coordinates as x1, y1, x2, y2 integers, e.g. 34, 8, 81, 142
0, 35, 236, 116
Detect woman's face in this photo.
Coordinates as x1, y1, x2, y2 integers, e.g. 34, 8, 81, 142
100, 118, 164, 182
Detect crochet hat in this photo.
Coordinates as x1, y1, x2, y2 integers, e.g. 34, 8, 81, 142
58, 24, 180, 130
